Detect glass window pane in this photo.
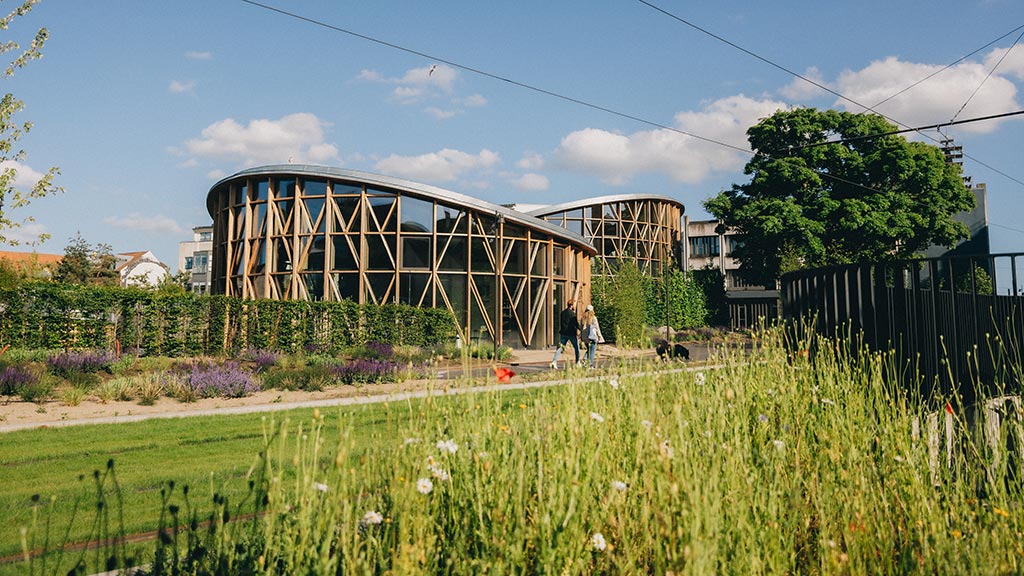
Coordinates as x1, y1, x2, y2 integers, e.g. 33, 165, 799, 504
367, 235, 396, 270
471, 237, 494, 273
332, 272, 359, 300
332, 235, 358, 270
402, 236, 431, 269
334, 197, 360, 231
369, 197, 396, 232
399, 273, 430, 306
437, 274, 467, 321
439, 236, 467, 271
504, 238, 527, 275
275, 178, 295, 199
532, 243, 548, 275
333, 182, 362, 196
401, 196, 435, 233
302, 273, 324, 300
436, 205, 467, 234
305, 235, 326, 271
302, 179, 327, 197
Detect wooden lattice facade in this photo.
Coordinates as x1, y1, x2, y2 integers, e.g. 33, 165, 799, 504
206, 166, 595, 348
528, 195, 685, 276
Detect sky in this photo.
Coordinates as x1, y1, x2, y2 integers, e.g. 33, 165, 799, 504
3, 0, 1024, 272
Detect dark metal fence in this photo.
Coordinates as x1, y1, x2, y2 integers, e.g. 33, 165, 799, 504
781, 253, 1024, 404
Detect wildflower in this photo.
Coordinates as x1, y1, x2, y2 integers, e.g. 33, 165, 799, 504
757, 414, 769, 424
894, 455, 905, 463
772, 440, 785, 452
430, 464, 450, 482
641, 420, 653, 430
312, 482, 329, 493
611, 480, 628, 492
436, 438, 459, 454
694, 372, 706, 386
590, 412, 605, 423
361, 510, 384, 526
994, 507, 1011, 518
403, 437, 421, 446
659, 440, 674, 459
821, 398, 835, 406
609, 378, 620, 390
590, 532, 607, 552
416, 478, 434, 494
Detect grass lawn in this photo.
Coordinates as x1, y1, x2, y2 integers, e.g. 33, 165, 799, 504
0, 389, 530, 575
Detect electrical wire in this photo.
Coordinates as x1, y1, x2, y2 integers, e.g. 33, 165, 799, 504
632, 0, 1024, 187
950, 29, 1024, 122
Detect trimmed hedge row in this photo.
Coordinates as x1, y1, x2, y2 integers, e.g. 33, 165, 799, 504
0, 283, 456, 356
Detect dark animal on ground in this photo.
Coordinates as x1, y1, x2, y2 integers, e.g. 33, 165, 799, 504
655, 340, 690, 362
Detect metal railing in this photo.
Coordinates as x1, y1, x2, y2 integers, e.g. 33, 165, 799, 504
781, 253, 1024, 404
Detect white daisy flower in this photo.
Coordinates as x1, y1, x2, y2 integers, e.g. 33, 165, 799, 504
416, 478, 433, 494
430, 464, 450, 482
694, 372, 706, 386
772, 439, 785, 451
609, 378, 620, 390
312, 482, 329, 493
403, 437, 421, 446
436, 439, 459, 454
611, 480, 628, 492
591, 532, 607, 551
361, 510, 384, 526
590, 411, 605, 423
821, 398, 835, 406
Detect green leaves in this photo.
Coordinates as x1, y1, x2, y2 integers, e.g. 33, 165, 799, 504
705, 108, 974, 281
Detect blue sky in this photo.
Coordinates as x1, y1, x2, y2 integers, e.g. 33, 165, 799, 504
4, 0, 1024, 269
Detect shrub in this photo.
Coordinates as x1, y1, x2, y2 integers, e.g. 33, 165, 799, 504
360, 342, 394, 361
262, 366, 332, 392
470, 343, 513, 361
243, 348, 281, 372
177, 361, 261, 399
47, 349, 115, 378
0, 364, 41, 397
135, 374, 165, 406
60, 387, 86, 407
331, 359, 398, 386
95, 378, 136, 403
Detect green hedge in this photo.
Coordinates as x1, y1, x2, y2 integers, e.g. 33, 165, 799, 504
0, 283, 456, 356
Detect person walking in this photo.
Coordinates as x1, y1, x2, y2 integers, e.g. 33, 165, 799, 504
550, 299, 580, 369
581, 304, 604, 368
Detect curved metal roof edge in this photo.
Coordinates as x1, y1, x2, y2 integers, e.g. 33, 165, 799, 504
206, 165, 597, 254
525, 193, 685, 218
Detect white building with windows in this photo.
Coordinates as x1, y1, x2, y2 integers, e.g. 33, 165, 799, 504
177, 225, 213, 294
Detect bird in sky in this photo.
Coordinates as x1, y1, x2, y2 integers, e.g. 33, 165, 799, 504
428, 64, 437, 77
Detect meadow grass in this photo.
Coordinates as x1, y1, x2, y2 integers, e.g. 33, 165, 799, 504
5, 329, 1024, 574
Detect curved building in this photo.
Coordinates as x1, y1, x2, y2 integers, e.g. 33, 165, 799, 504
527, 194, 685, 276
206, 165, 595, 348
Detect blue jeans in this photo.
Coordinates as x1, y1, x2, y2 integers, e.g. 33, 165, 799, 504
587, 340, 597, 367
552, 334, 580, 364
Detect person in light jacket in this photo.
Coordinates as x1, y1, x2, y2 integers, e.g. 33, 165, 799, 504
581, 304, 604, 368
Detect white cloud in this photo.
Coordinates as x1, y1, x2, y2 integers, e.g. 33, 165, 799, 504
207, 169, 227, 181
425, 107, 456, 120
185, 51, 212, 60
4, 222, 47, 245
0, 160, 48, 191
510, 173, 549, 191
169, 79, 196, 94
778, 66, 830, 101
374, 148, 500, 183
102, 213, 183, 234
459, 94, 488, 107
554, 95, 787, 185
184, 112, 340, 166
984, 46, 1024, 81
834, 56, 1019, 133
516, 153, 545, 170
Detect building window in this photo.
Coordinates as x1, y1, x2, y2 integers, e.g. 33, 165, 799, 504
184, 256, 193, 271
689, 236, 719, 257
194, 254, 209, 274
198, 231, 212, 242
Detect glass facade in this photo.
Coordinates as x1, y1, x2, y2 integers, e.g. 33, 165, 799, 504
531, 196, 684, 276
207, 167, 594, 348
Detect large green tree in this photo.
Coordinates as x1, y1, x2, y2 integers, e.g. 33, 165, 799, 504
704, 108, 974, 282
0, 0, 60, 246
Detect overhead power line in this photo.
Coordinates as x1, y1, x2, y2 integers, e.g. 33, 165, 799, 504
632, 0, 1024, 187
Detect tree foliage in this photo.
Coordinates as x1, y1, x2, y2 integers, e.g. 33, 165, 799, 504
0, 0, 61, 246
704, 108, 974, 281
54, 233, 118, 286
591, 258, 647, 348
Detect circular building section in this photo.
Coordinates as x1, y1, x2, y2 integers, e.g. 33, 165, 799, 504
527, 194, 685, 276
206, 165, 596, 349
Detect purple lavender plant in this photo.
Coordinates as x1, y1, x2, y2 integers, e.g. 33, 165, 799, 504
243, 348, 281, 372
182, 361, 261, 398
0, 365, 39, 396
331, 359, 398, 385
47, 349, 115, 377
362, 342, 394, 361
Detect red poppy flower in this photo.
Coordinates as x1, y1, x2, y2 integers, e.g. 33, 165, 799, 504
945, 403, 954, 416
494, 367, 515, 383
